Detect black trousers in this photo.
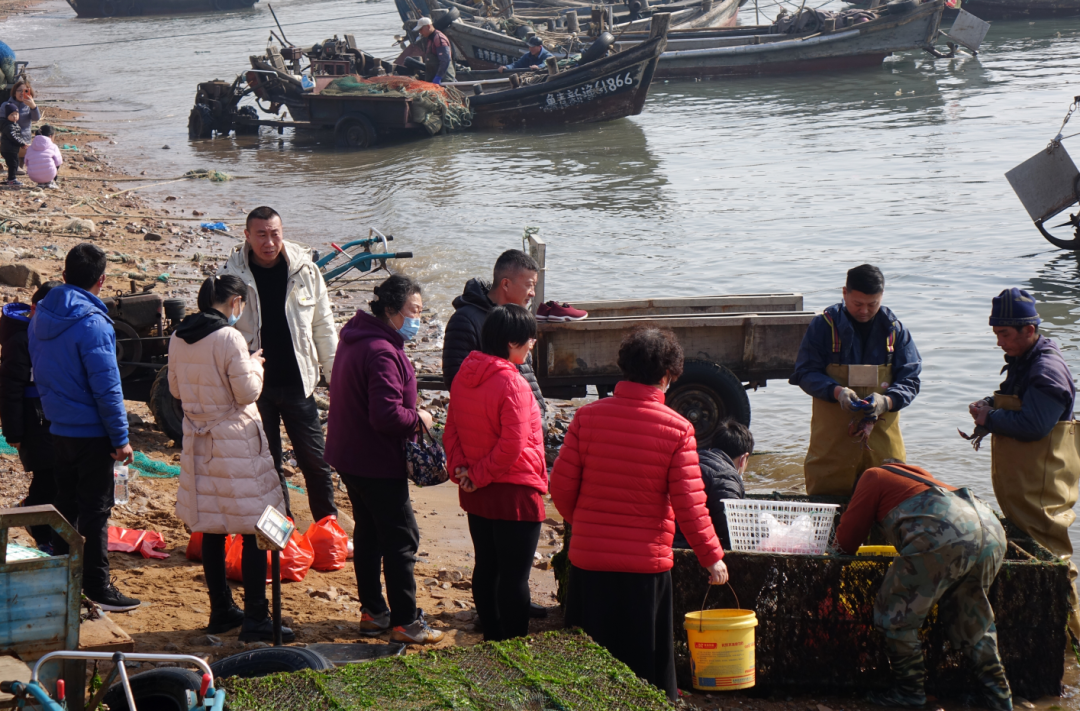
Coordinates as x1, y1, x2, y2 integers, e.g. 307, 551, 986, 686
21, 466, 56, 547
257, 385, 337, 522
201, 533, 268, 617
1, 147, 17, 181
468, 514, 541, 642
565, 565, 678, 702
51, 435, 116, 593
343, 476, 419, 628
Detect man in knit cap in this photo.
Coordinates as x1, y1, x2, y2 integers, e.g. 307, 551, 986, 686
968, 287, 1080, 638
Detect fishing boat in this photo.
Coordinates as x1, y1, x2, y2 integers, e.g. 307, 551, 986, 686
609, 0, 945, 79
845, 0, 1079, 19
67, 0, 255, 17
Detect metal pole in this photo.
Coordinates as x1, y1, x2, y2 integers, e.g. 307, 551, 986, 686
267, 4, 293, 46
272, 550, 283, 647
755, 0, 759, 24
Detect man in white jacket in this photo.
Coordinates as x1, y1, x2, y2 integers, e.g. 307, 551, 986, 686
218, 206, 339, 522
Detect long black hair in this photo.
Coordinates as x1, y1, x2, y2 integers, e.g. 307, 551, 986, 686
197, 275, 247, 313
371, 274, 422, 320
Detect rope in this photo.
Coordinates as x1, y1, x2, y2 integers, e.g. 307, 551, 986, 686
11, 8, 401, 52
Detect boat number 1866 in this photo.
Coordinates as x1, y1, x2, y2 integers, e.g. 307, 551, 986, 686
542, 71, 637, 112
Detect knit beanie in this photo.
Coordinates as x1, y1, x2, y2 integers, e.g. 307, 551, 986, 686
989, 288, 1041, 327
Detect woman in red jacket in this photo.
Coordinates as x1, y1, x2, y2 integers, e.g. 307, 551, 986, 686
550, 327, 728, 701
444, 304, 547, 641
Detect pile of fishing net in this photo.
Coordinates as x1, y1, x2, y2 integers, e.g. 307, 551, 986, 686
770, 7, 877, 33
220, 630, 673, 710
184, 168, 232, 182
320, 75, 472, 135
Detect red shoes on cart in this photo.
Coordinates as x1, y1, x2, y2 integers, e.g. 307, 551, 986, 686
536, 301, 588, 322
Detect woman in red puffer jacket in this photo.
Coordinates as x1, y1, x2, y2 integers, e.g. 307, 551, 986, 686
550, 327, 728, 702
444, 304, 547, 641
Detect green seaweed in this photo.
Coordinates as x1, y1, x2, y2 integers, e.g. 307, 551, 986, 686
221, 630, 671, 711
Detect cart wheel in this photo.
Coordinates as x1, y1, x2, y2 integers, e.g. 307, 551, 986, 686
101, 667, 202, 711
234, 105, 260, 135
210, 646, 334, 680
666, 361, 751, 445
334, 114, 378, 149
188, 103, 215, 139
113, 321, 143, 380
150, 365, 184, 444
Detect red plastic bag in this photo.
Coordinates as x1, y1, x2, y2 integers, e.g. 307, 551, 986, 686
185, 532, 235, 562
304, 516, 349, 572
225, 522, 314, 584
107, 527, 169, 560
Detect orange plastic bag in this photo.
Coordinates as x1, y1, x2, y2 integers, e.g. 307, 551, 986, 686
107, 527, 169, 560
225, 524, 314, 584
304, 516, 349, 572
185, 532, 235, 562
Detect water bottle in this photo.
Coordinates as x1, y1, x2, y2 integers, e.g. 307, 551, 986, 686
114, 461, 130, 506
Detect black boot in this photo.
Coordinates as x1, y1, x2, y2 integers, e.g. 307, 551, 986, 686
205, 590, 244, 634
867, 650, 927, 708
238, 600, 295, 643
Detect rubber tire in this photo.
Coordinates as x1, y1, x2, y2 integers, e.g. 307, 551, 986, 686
113, 320, 142, 380
188, 104, 214, 139
150, 365, 184, 444
233, 105, 260, 136
433, 6, 460, 30
210, 647, 334, 680
101, 667, 202, 711
885, 0, 917, 12
580, 31, 615, 65
666, 361, 751, 445
334, 114, 377, 149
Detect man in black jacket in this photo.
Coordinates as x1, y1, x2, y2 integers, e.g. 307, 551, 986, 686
673, 418, 752, 551
0, 281, 61, 550
443, 249, 546, 414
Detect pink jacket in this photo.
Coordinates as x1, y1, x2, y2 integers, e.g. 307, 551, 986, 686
443, 351, 547, 492
25, 135, 61, 184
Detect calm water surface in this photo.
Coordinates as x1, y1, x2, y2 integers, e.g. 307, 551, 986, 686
7, 1, 1080, 558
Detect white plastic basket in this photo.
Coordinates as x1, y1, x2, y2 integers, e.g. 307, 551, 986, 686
722, 500, 840, 555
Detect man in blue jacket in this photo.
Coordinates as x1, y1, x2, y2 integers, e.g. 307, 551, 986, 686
968, 288, 1080, 638
498, 37, 554, 73
789, 264, 921, 496
29, 243, 139, 612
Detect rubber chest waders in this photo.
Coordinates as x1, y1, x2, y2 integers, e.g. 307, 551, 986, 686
990, 392, 1080, 637
803, 314, 906, 496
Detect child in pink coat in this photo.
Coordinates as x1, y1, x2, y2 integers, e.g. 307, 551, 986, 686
25, 125, 61, 189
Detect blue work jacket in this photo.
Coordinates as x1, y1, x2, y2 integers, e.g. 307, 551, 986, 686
987, 335, 1076, 441
789, 303, 921, 411
506, 47, 554, 70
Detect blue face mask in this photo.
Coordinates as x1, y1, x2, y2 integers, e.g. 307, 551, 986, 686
228, 303, 243, 327
397, 316, 420, 342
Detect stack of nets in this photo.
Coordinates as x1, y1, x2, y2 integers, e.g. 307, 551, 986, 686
220, 630, 672, 710
320, 75, 472, 135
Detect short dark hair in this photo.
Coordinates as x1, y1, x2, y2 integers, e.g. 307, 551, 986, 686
706, 418, 754, 459
31, 280, 62, 305
617, 327, 683, 385
492, 250, 538, 286
64, 243, 107, 290
846, 264, 884, 295
371, 274, 422, 320
197, 275, 247, 313
481, 304, 537, 359
38, 125, 53, 137
246, 206, 281, 230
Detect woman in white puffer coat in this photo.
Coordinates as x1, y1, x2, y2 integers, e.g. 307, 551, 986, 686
169, 275, 291, 643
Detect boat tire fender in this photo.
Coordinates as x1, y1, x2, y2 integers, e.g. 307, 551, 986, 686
434, 7, 460, 30
210, 647, 334, 680
580, 32, 615, 65
101, 668, 203, 711
885, 0, 918, 13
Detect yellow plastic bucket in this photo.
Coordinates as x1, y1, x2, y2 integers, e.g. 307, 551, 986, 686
683, 609, 758, 690
856, 545, 898, 557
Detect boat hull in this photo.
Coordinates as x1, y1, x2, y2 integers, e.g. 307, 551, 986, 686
647, 1, 941, 79
467, 32, 665, 128
67, 0, 256, 17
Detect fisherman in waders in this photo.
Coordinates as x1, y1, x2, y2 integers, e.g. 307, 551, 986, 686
414, 17, 456, 85
835, 462, 1012, 711
789, 265, 921, 495
967, 288, 1080, 640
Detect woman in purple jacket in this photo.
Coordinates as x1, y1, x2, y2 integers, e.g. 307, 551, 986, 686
325, 274, 442, 646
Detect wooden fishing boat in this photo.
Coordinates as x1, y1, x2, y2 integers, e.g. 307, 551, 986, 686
845, 0, 1079, 19
461, 13, 670, 127
439, 0, 733, 70
67, 0, 255, 17
609, 0, 944, 79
